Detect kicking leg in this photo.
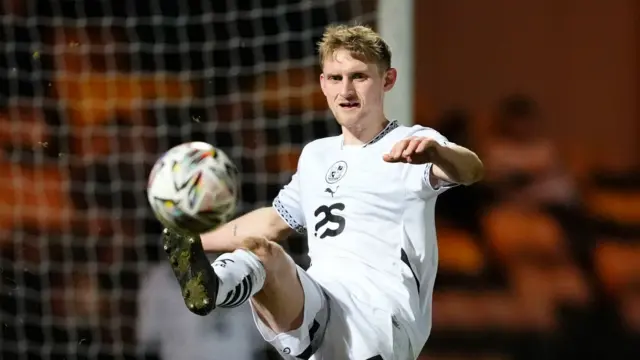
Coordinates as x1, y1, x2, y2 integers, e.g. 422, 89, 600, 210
243, 237, 330, 358
161, 227, 304, 332
162, 228, 328, 357
240, 236, 304, 332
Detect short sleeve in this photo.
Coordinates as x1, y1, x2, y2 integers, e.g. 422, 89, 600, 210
273, 170, 306, 234
404, 126, 458, 196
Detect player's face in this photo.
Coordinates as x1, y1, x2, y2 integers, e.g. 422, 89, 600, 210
320, 49, 396, 128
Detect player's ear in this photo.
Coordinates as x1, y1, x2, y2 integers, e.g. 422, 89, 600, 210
383, 68, 397, 92
319, 73, 328, 96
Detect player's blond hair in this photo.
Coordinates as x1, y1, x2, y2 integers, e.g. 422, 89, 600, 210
317, 24, 392, 72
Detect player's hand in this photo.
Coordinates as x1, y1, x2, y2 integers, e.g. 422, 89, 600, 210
383, 136, 441, 164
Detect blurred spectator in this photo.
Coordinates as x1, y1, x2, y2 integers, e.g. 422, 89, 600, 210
435, 108, 491, 234
437, 108, 473, 147
482, 94, 578, 209
480, 95, 601, 338
481, 94, 599, 261
137, 256, 268, 360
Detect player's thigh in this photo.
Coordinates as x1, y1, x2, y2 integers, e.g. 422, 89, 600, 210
249, 265, 330, 359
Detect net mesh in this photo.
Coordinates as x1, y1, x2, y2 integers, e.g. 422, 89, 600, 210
0, 1, 377, 359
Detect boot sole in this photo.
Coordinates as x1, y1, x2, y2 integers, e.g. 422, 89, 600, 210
162, 228, 218, 316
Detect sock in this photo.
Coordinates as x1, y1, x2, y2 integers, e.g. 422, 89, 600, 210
211, 249, 266, 308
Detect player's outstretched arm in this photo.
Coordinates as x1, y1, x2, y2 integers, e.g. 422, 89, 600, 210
384, 136, 484, 186
429, 142, 484, 186
200, 207, 294, 253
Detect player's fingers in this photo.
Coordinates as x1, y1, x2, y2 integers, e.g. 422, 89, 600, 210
402, 138, 421, 157
414, 138, 431, 154
383, 152, 404, 162
384, 145, 403, 162
382, 153, 398, 162
390, 139, 408, 159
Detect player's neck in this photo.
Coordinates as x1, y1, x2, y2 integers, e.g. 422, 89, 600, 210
341, 116, 390, 146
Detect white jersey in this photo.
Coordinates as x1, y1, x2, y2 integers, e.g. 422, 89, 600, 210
273, 121, 454, 357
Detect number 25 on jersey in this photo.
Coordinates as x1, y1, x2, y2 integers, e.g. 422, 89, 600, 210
313, 203, 346, 239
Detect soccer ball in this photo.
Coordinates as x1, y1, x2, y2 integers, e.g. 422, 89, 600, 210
146, 142, 239, 234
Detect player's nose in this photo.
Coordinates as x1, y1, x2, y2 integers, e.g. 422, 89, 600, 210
339, 79, 356, 98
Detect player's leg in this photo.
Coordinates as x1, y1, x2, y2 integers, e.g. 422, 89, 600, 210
161, 228, 302, 325
236, 236, 305, 333
243, 237, 331, 358
162, 228, 329, 357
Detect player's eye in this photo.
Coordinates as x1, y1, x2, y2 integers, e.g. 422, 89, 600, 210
328, 75, 342, 81
351, 73, 366, 80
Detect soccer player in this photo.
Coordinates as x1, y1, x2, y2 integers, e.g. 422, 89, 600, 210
162, 24, 484, 359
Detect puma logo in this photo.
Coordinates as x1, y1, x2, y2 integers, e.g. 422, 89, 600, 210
324, 186, 339, 197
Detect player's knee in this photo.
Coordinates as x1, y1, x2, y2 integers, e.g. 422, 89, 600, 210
239, 236, 280, 262
239, 237, 294, 282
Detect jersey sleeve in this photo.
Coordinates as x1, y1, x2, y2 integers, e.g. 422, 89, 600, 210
272, 161, 306, 234
405, 126, 458, 196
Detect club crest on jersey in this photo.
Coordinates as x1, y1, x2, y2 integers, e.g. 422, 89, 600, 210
325, 161, 347, 184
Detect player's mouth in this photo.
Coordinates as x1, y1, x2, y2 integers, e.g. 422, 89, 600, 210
339, 101, 360, 109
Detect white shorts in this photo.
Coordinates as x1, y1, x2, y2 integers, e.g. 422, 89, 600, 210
250, 265, 414, 360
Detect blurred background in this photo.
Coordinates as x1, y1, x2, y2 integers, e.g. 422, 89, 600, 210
1, 0, 639, 359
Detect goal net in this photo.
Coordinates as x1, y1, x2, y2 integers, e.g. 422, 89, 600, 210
0, 0, 377, 359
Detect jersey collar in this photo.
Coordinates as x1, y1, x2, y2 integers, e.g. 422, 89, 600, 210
341, 120, 399, 149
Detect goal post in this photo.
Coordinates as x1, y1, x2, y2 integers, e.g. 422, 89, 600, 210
378, 0, 415, 126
